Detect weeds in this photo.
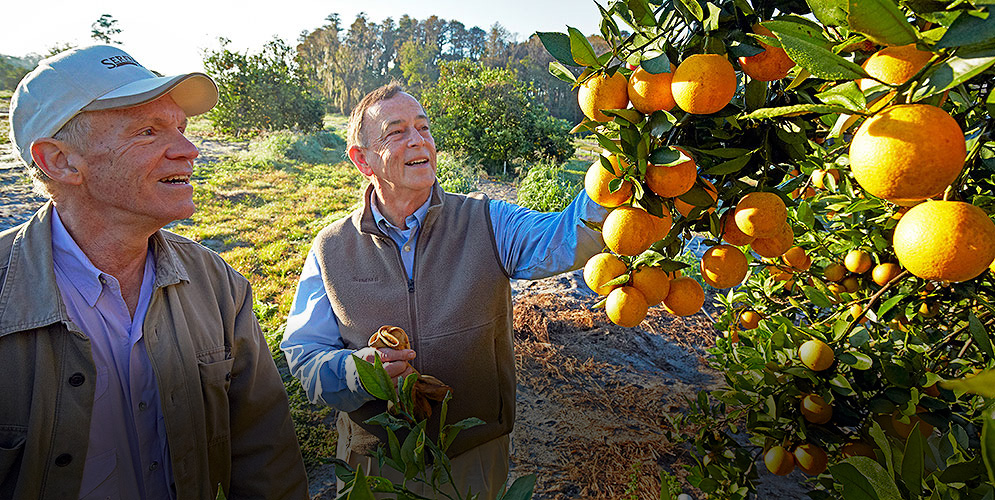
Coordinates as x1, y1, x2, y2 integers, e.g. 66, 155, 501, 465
516, 160, 582, 212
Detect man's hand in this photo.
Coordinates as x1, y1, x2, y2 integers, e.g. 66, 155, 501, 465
355, 346, 416, 381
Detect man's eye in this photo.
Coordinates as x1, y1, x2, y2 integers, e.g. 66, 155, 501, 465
140, 128, 154, 136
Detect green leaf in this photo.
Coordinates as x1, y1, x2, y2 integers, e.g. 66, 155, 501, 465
983, 405, 995, 486
877, 294, 904, 318
902, 425, 925, 496
839, 351, 874, 370
603, 108, 645, 124
807, 0, 848, 26
347, 464, 377, 500
645, 110, 677, 137
940, 369, 995, 397
675, 0, 704, 22
915, 52, 995, 99
352, 354, 395, 402
869, 420, 895, 475
770, 30, 869, 80
641, 52, 672, 74
805, 286, 834, 308
816, 81, 867, 111
743, 104, 856, 119
745, 77, 767, 111
548, 61, 577, 83
704, 155, 751, 175
831, 457, 903, 500
537, 32, 577, 67
648, 146, 688, 165
568, 27, 599, 67
678, 183, 717, 207
627, 0, 657, 26
830, 373, 857, 395
499, 473, 537, 500
969, 312, 995, 361
847, 0, 918, 47
937, 9, 995, 49
704, 2, 722, 32
796, 200, 815, 228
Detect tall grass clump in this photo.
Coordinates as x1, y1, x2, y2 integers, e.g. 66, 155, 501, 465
517, 160, 582, 212
435, 151, 480, 194
236, 129, 346, 168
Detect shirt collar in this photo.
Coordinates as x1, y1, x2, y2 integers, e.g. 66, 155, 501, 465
50, 206, 109, 307
369, 188, 432, 234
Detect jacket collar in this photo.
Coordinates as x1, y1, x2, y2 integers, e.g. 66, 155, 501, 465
357, 182, 445, 236
0, 202, 190, 337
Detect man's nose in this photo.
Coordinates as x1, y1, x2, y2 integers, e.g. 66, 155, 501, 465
169, 130, 200, 161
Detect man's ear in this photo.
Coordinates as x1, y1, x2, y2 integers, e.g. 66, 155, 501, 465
30, 138, 83, 186
348, 145, 374, 177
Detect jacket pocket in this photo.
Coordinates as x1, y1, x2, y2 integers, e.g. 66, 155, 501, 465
0, 427, 26, 486
198, 358, 234, 447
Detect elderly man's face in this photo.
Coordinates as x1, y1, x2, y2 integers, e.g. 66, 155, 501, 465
360, 93, 437, 197
74, 95, 199, 229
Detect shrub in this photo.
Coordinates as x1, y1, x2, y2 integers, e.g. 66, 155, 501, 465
516, 160, 581, 212
435, 152, 479, 194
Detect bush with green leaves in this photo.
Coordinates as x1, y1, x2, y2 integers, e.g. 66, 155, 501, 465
421, 60, 573, 176
516, 161, 581, 212
203, 38, 325, 136
435, 152, 480, 194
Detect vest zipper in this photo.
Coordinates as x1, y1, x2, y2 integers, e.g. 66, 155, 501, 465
407, 278, 414, 293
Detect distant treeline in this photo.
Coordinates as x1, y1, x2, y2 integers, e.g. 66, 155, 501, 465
0, 55, 40, 92
295, 13, 606, 123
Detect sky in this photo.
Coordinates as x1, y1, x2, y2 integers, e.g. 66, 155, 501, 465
2, 1, 603, 75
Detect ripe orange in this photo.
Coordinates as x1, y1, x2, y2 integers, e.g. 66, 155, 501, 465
800, 394, 832, 424
630, 266, 671, 306
583, 253, 629, 296
894, 201, 995, 282
764, 446, 795, 476
891, 408, 934, 439
823, 263, 846, 282
674, 178, 718, 218
578, 71, 630, 122
606, 286, 649, 327
842, 276, 860, 293
645, 148, 697, 198
740, 310, 762, 329
811, 169, 840, 190
798, 339, 834, 371
844, 249, 873, 274
603, 206, 670, 256
858, 44, 933, 92
840, 441, 876, 459
671, 54, 737, 114
701, 244, 749, 289
793, 444, 828, 476
782, 246, 811, 271
849, 104, 966, 205
585, 156, 633, 208
738, 24, 796, 82
663, 277, 705, 316
627, 65, 677, 114
734, 192, 787, 238
767, 265, 792, 282
649, 205, 674, 242
720, 211, 756, 246
751, 222, 794, 258
871, 263, 902, 286
849, 304, 869, 324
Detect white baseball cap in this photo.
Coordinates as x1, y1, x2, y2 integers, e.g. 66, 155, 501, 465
9, 44, 219, 166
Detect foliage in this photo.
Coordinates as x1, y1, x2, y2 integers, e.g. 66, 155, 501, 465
90, 14, 121, 44
0, 58, 29, 92
203, 38, 325, 136
421, 60, 574, 175
335, 353, 536, 500
542, 0, 995, 497
516, 160, 582, 212
435, 151, 480, 194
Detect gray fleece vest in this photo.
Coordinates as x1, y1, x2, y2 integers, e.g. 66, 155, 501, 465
314, 183, 514, 458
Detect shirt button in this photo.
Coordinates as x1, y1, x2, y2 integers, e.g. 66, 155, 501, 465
68, 373, 85, 386
138, 401, 148, 411
149, 461, 159, 471
99, 276, 106, 284
55, 453, 72, 467
403, 245, 411, 252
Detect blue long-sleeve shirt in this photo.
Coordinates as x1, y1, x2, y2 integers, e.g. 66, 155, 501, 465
281, 189, 607, 411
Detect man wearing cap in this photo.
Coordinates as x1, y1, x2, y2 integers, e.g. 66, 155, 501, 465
0, 45, 307, 499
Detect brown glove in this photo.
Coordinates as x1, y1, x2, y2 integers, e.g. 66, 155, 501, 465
368, 326, 452, 420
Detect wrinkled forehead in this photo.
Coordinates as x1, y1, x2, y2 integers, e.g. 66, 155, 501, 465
366, 93, 428, 132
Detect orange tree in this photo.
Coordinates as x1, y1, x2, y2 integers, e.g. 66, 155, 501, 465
539, 0, 995, 497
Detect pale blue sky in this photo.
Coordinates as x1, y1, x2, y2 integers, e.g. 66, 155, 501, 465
3, 1, 602, 75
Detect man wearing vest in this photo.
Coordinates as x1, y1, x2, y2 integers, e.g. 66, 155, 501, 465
281, 83, 607, 498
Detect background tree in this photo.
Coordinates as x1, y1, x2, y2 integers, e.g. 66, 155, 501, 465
91, 14, 122, 44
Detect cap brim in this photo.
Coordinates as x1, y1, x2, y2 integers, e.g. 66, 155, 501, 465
82, 73, 219, 117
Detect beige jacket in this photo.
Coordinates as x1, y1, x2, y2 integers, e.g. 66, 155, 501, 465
0, 203, 307, 500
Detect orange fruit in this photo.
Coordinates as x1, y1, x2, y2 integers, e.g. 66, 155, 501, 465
849, 104, 966, 205
606, 286, 649, 327
891, 408, 934, 439
674, 178, 718, 218
782, 246, 811, 271
844, 249, 873, 274
798, 339, 834, 371
738, 24, 796, 81
850, 304, 869, 324
720, 211, 756, 246
627, 65, 677, 114
767, 265, 792, 282
919, 301, 939, 318
585, 156, 633, 208
800, 394, 832, 424
648, 206, 674, 242
603, 206, 671, 256
663, 277, 705, 316
894, 201, 995, 282
701, 244, 749, 289
734, 192, 787, 238
751, 221, 794, 258
871, 263, 902, 286
578, 71, 630, 122
793, 444, 828, 476
630, 266, 671, 306
811, 168, 840, 190
764, 446, 795, 476
840, 441, 876, 459
858, 44, 933, 92
583, 253, 628, 296
740, 310, 761, 329
823, 263, 846, 282
645, 148, 697, 198
671, 54, 737, 114
842, 276, 860, 293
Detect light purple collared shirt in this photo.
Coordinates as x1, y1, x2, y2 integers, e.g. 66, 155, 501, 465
50, 208, 174, 500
